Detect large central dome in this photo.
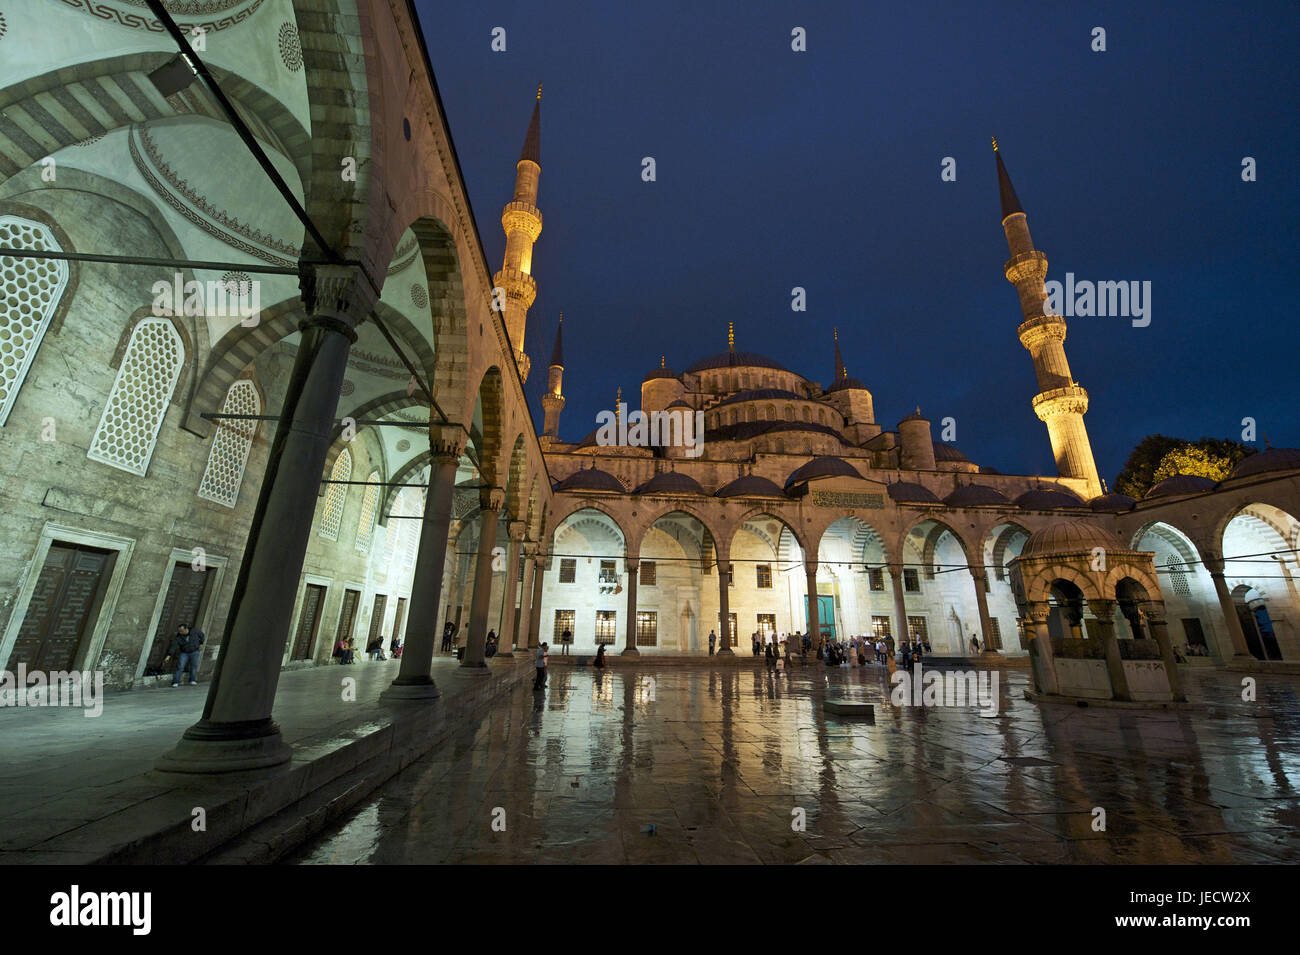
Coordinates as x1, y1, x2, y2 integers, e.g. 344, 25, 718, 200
682, 351, 790, 374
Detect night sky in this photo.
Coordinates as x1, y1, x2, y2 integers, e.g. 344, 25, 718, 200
415, 0, 1299, 484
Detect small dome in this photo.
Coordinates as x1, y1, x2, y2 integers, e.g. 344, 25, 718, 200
785, 456, 863, 487
714, 388, 804, 408
1230, 448, 1300, 479
888, 481, 941, 504
1021, 520, 1127, 559
666, 399, 692, 409
553, 467, 623, 493
1145, 474, 1217, 499
634, 471, 705, 495
1089, 492, 1137, 513
899, 409, 928, 423
683, 351, 790, 374
943, 483, 1009, 507
715, 475, 786, 498
1015, 487, 1086, 509
979, 466, 1002, 475
642, 362, 679, 382
824, 377, 869, 393
932, 443, 969, 463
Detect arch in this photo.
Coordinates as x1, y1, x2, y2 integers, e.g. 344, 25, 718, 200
900, 516, 975, 576
986, 520, 1033, 581
816, 515, 891, 569
630, 502, 722, 558
1021, 564, 1103, 605
729, 506, 811, 559
503, 433, 529, 520
545, 499, 629, 548
470, 365, 506, 485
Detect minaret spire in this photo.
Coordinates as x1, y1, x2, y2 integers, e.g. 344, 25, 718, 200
494, 87, 544, 381
996, 141, 1102, 497
727, 321, 735, 352
833, 327, 846, 380
541, 311, 565, 446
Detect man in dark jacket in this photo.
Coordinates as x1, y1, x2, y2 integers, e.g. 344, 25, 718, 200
166, 624, 205, 687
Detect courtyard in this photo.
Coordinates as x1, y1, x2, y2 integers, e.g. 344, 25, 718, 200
292, 664, 1300, 865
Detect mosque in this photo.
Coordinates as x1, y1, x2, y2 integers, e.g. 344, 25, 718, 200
0, 0, 1296, 772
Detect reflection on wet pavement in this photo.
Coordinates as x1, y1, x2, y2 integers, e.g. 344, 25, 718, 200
292, 664, 1300, 864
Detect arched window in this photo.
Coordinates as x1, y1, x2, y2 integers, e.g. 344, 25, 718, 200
0, 216, 69, 426
801, 407, 811, 422
818, 408, 827, 424
197, 379, 260, 507
784, 404, 794, 420
355, 471, 381, 552
765, 404, 775, 420
319, 446, 353, 541
87, 317, 184, 476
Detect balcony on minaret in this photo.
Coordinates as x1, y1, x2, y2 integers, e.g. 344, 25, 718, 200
492, 266, 537, 308
501, 200, 542, 242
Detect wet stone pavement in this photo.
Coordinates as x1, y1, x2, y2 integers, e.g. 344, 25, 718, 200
291, 664, 1300, 864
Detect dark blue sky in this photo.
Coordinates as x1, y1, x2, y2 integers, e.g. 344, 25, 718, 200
415, 0, 1299, 483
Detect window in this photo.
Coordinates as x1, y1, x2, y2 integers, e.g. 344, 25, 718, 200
757, 614, 775, 639
599, 559, 617, 584
903, 568, 920, 593
988, 618, 1002, 650
354, 471, 381, 552
1181, 618, 1207, 649
559, 558, 577, 583
318, 446, 352, 541
871, 616, 892, 640
1164, 556, 1191, 596
756, 564, 772, 588
595, 610, 617, 644
636, 611, 657, 647
554, 609, 575, 642
727, 565, 735, 587
640, 561, 656, 586
197, 379, 260, 507
87, 317, 185, 475
869, 568, 884, 591
0, 217, 69, 426
907, 616, 929, 642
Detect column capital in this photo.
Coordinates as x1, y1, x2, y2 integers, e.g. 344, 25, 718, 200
507, 520, 526, 539
298, 262, 377, 329
1140, 599, 1167, 625
1201, 551, 1226, 574
480, 486, 505, 511
430, 423, 467, 461
804, 560, 818, 576
522, 541, 538, 558
1026, 600, 1051, 623
625, 556, 640, 571
969, 564, 988, 581
1087, 597, 1115, 617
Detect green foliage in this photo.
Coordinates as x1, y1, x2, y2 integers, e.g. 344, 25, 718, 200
1114, 435, 1255, 498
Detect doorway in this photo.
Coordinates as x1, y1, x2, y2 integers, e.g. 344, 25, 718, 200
145, 560, 214, 676
10, 543, 117, 672
291, 583, 327, 660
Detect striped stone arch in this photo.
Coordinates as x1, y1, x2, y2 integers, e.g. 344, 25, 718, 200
470, 365, 506, 485
1103, 562, 1161, 601
1211, 498, 1300, 559
503, 433, 529, 520
544, 500, 627, 549
289, 0, 380, 265
1020, 564, 1105, 605
380, 452, 431, 524
633, 504, 722, 560
987, 520, 1034, 581
901, 517, 974, 580
524, 475, 540, 538
411, 214, 471, 423
0, 54, 308, 185
816, 516, 891, 569
726, 507, 811, 561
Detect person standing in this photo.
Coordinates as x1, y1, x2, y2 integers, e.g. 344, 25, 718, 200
166, 623, 205, 687
561, 627, 572, 656
440, 622, 454, 653
534, 642, 549, 690
970, 634, 980, 654
593, 643, 606, 669
708, 629, 716, 655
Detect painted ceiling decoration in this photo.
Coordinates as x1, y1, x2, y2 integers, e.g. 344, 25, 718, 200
58, 0, 267, 34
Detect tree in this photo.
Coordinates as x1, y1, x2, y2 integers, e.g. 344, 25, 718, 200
1114, 435, 1255, 499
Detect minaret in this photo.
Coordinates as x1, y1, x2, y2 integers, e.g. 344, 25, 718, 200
541, 312, 564, 446
833, 327, 846, 383
494, 84, 544, 382
995, 138, 1102, 498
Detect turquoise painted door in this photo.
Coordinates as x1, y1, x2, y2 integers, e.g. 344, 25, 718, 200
805, 594, 835, 640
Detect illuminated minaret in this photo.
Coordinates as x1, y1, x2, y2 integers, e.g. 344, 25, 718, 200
495, 84, 544, 381
995, 138, 1102, 498
541, 312, 564, 446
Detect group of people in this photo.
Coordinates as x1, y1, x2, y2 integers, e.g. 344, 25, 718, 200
333, 633, 403, 664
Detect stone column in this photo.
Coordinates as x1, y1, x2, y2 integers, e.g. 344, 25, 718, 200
623, 557, 640, 656
515, 543, 537, 650
157, 264, 374, 773
970, 567, 997, 653
462, 487, 505, 668
1202, 552, 1253, 659
1088, 598, 1130, 701
716, 557, 733, 655
1026, 601, 1060, 696
526, 553, 546, 649
805, 561, 821, 652
1145, 604, 1185, 701
890, 562, 909, 648
384, 424, 465, 699
495, 521, 525, 657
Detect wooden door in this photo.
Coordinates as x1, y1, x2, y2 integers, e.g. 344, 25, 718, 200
291, 584, 326, 660
146, 561, 212, 675
11, 543, 115, 672
367, 594, 387, 646
391, 597, 408, 641
336, 588, 361, 644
